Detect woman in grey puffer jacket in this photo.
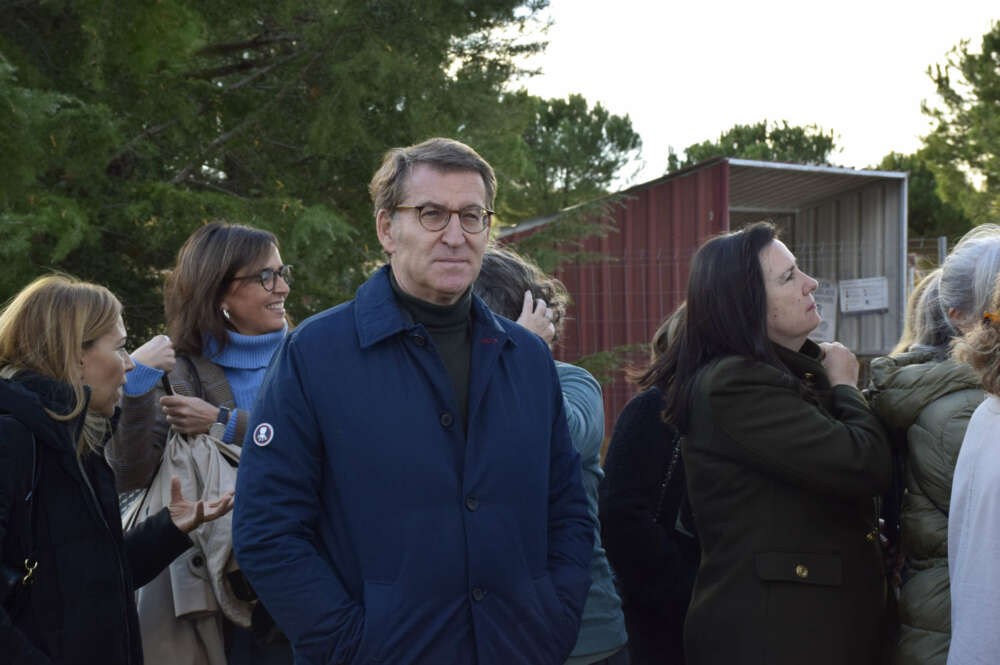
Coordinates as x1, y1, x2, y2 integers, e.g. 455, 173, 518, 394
869, 226, 1000, 665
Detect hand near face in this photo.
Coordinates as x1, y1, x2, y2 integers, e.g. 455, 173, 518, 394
819, 342, 859, 387
132, 334, 175, 372
516, 290, 556, 344
167, 476, 235, 534
160, 394, 219, 435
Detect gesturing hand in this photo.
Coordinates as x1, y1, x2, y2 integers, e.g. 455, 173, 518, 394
160, 394, 219, 435
516, 289, 556, 344
167, 476, 235, 534
132, 334, 176, 372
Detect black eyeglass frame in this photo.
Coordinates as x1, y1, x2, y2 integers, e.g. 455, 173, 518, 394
230, 264, 294, 292
394, 204, 494, 234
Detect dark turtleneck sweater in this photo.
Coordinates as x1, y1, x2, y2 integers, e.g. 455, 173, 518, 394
389, 269, 472, 432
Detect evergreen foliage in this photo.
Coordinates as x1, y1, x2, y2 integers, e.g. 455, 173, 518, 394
667, 119, 837, 171
922, 20, 1000, 225
5, 0, 621, 341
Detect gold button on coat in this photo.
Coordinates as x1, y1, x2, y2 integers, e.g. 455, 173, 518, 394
795, 564, 809, 579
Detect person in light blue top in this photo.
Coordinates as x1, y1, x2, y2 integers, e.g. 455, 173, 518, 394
108, 221, 293, 665
475, 246, 629, 665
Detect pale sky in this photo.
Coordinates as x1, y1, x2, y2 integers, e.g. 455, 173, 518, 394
513, 0, 997, 186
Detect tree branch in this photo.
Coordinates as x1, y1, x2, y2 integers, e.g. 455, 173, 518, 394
195, 34, 297, 57
182, 178, 248, 199
187, 54, 293, 81
169, 35, 345, 186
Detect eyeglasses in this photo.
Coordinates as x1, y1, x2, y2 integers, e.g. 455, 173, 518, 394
231, 264, 293, 292
395, 204, 493, 234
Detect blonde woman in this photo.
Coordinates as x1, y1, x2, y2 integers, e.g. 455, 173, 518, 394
0, 275, 232, 665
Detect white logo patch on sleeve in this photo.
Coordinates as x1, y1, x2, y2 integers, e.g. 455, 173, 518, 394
253, 423, 274, 447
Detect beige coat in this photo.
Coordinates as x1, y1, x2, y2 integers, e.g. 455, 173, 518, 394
113, 356, 252, 665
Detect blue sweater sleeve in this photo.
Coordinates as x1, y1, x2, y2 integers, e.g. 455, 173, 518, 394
124, 361, 163, 397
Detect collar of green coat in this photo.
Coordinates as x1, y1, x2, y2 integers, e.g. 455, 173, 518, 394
773, 339, 826, 382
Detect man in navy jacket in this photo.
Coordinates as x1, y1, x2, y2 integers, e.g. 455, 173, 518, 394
233, 137, 593, 665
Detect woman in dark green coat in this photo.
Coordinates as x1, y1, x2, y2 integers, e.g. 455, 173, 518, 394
648, 222, 892, 665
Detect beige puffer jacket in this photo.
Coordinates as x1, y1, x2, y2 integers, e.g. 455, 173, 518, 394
868, 350, 984, 665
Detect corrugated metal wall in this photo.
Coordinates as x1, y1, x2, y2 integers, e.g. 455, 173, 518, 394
503, 161, 904, 442
504, 161, 729, 441
778, 180, 905, 356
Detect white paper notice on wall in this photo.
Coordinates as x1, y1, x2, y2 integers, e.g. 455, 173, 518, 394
839, 277, 889, 314
809, 280, 838, 343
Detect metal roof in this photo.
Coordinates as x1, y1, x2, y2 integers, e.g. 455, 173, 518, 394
499, 157, 907, 237
726, 158, 905, 214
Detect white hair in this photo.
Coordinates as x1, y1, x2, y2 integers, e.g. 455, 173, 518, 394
939, 224, 1000, 329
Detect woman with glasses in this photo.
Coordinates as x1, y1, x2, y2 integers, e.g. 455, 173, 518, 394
108, 221, 293, 665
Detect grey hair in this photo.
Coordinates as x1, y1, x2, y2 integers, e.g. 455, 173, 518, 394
368, 137, 497, 218
939, 224, 1000, 332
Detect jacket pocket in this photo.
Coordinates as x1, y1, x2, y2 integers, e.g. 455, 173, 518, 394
529, 574, 577, 657
755, 551, 843, 587
356, 581, 395, 664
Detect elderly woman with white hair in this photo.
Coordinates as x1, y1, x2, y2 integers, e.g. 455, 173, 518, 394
868, 224, 1000, 665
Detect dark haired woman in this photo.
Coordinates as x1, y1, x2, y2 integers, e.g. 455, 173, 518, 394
599, 303, 698, 665
108, 221, 293, 665
653, 222, 891, 665
1, 275, 232, 665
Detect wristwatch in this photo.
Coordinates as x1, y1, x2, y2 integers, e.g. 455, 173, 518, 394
209, 406, 230, 440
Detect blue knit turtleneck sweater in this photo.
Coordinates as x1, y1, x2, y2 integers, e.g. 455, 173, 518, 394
126, 324, 286, 443
202, 325, 285, 441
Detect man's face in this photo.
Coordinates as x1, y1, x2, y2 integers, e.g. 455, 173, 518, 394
376, 164, 489, 305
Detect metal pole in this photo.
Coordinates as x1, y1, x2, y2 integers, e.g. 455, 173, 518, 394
938, 236, 948, 266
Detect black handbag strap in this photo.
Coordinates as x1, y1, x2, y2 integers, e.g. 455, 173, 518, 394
3, 417, 40, 587
652, 429, 682, 524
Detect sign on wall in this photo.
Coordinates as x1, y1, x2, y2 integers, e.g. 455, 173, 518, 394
839, 277, 889, 314
809, 280, 838, 343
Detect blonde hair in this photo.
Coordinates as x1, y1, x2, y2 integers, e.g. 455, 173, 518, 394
891, 269, 954, 356
0, 274, 122, 455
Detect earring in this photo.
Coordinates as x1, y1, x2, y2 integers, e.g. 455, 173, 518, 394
222, 309, 231, 322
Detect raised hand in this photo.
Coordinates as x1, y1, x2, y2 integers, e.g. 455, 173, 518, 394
167, 476, 235, 534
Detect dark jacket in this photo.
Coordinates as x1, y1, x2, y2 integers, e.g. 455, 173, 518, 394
0, 373, 191, 665
599, 386, 699, 665
233, 266, 593, 665
682, 341, 891, 665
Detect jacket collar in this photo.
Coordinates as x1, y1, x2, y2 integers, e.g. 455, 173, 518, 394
355, 265, 514, 350
0, 371, 90, 451
773, 339, 830, 388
